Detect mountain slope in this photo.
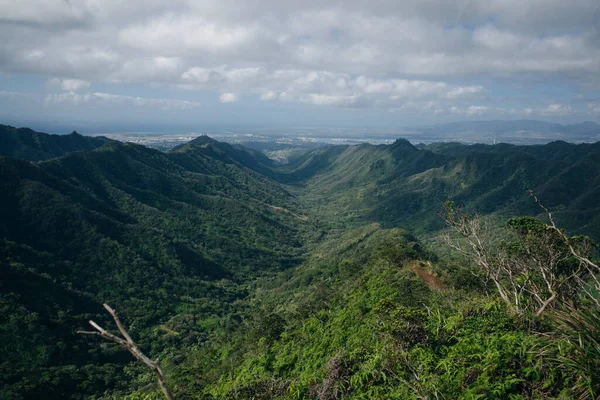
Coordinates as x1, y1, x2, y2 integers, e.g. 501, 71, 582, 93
170, 135, 278, 179
0, 124, 112, 161
278, 139, 600, 237
0, 138, 305, 399
3, 125, 600, 399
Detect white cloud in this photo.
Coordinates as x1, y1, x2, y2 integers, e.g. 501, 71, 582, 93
449, 106, 462, 114
181, 66, 485, 108
219, 93, 239, 103
1, 0, 599, 116
0, 90, 36, 98
260, 91, 278, 101
473, 25, 523, 51
111, 56, 184, 82
288, 93, 364, 107
445, 86, 485, 99
48, 78, 91, 92
0, 0, 89, 27
466, 105, 490, 115
435, 105, 540, 117
118, 15, 259, 54
44, 91, 201, 110
588, 103, 600, 115
542, 103, 573, 116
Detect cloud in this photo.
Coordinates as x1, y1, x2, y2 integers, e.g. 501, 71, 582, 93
0, 0, 90, 28
111, 56, 184, 83
466, 105, 490, 115
119, 15, 259, 54
542, 103, 573, 116
445, 86, 485, 99
181, 66, 484, 108
0, 90, 36, 98
284, 93, 365, 107
431, 105, 538, 117
48, 78, 91, 92
260, 91, 277, 101
44, 91, 201, 110
219, 92, 239, 103
0, 0, 599, 118
588, 103, 600, 115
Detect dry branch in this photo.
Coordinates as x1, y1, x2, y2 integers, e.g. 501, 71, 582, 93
78, 304, 174, 400
529, 190, 600, 307
439, 199, 590, 316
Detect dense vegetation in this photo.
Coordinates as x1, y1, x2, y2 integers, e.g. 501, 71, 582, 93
1, 125, 599, 399
0, 124, 111, 161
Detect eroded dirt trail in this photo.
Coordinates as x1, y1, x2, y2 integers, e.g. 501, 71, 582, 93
408, 261, 446, 291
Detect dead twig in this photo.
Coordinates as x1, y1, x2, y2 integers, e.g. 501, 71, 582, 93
529, 190, 600, 307
78, 304, 174, 400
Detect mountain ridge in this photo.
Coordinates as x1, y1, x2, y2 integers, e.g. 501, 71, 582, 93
2, 125, 600, 398
416, 119, 600, 134
0, 124, 113, 161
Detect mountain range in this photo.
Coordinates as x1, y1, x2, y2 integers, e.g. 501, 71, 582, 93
1, 124, 600, 399
416, 119, 600, 135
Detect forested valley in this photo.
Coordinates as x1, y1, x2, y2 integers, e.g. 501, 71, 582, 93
2, 124, 600, 399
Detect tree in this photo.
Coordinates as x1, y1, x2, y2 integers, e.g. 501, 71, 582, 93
528, 191, 600, 307
439, 195, 595, 316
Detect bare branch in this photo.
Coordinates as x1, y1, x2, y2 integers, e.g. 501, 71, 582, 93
77, 330, 102, 336
529, 190, 600, 305
440, 198, 592, 316
80, 304, 175, 400
529, 190, 599, 272
103, 304, 136, 345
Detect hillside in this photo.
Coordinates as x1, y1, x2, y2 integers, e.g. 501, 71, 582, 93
280, 139, 600, 238
0, 137, 305, 398
0, 124, 112, 161
1, 126, 600, 399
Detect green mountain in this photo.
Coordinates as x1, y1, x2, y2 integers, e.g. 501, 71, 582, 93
1, 126, 600, 399
417, 119, 600, 135
0, 124, 111, 161
0, 136, 304, 399
279, 138, 600, 238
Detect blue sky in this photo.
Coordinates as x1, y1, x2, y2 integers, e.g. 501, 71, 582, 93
1, 0, 599, 133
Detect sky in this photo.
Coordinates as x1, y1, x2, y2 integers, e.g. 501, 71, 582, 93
0, 0, 599, 133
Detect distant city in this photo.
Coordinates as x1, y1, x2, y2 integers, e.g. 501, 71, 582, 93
88, 120, 600, 163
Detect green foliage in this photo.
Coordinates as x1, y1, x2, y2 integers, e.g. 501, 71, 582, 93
285, 139, 600, 238
0, 137, 304, 398
181, 262, 557, 400
548, 306, 600, 399
0, 124, 110, 161
1, 126, 600, 399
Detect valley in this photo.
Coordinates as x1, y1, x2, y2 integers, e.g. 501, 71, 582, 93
1, 124, 600, 399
